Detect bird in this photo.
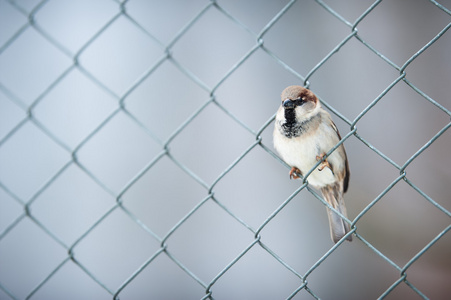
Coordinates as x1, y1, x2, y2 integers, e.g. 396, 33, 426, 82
273, 85, 352, 243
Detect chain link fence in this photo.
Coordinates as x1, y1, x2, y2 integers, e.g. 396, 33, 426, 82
1, 0, 450, 299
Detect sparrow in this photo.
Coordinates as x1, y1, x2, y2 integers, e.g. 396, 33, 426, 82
273, 85, 352, 243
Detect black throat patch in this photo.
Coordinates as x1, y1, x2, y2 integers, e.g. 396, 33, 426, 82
279, 109, 318, 138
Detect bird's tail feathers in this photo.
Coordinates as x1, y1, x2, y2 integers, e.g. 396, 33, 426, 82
321, 184, 352, 243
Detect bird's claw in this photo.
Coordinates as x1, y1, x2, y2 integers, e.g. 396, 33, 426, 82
289, 167, 301, 179
316, 153, 333, 174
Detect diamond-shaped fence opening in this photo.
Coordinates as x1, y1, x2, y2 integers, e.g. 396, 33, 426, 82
0, 0, 450, 299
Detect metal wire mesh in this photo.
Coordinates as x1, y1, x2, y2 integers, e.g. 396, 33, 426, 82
0, 0, 450, 299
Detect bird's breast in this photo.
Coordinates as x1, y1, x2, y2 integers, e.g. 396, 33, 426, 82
274, 131, 338, 188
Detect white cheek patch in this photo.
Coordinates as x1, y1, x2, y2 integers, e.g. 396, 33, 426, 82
295, 102, 320, 121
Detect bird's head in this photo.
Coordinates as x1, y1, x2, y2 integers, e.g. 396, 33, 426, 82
280, 85, 319, 124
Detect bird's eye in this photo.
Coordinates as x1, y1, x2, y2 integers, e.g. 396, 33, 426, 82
293, 97, 306, 106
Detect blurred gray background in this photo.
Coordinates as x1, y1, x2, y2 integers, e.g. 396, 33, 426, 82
0, 0, 450, 299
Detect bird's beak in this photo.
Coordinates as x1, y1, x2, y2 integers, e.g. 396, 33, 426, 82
283, 99, 295, 109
